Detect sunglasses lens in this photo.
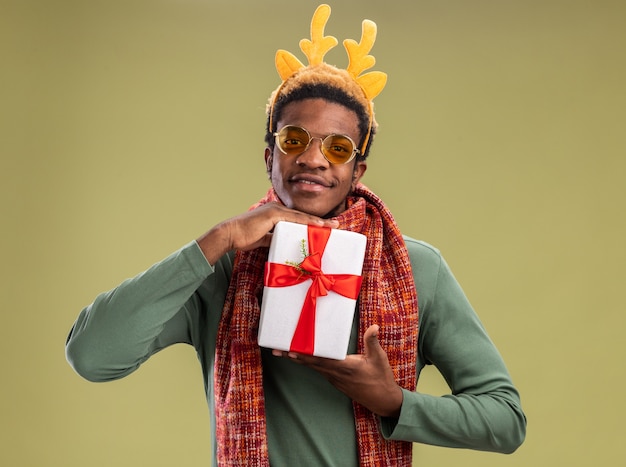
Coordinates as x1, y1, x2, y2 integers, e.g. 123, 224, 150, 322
276, 126, 310, 155
322, 135, 355, 164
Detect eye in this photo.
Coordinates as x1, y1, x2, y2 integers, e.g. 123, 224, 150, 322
284, 137, 306, 147
329, 144, 350, 153
281, 126, 310, 148
326, 136, 353, 154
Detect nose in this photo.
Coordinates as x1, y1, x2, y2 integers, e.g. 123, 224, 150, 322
295, 137, 329, 168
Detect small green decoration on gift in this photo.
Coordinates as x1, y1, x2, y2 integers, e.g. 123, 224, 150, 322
285, 239, 311, 277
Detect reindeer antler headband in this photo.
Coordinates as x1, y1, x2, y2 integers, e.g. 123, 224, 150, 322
267, 4, 387, 154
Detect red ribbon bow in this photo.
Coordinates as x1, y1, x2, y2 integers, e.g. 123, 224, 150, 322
264, 225, 363, 355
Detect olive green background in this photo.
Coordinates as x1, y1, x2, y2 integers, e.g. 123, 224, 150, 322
2, 0, 624, 465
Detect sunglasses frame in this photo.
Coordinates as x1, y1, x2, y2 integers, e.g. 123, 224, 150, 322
273, 125, 360, 165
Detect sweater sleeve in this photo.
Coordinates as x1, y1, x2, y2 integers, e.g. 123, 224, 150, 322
65, 241, 214, 382
380, 239, 526, 454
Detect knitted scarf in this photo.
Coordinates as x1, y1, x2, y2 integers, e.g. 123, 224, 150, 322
214, 184, 418, 466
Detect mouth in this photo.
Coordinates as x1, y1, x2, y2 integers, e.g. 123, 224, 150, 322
289, 173, 333, 189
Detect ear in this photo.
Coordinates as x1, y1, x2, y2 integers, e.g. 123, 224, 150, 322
351, 160, 367, 189
264, 147, 273, 174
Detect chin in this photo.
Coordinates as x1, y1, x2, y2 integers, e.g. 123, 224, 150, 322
297, 201, 346, 219
275, 188, 348, 218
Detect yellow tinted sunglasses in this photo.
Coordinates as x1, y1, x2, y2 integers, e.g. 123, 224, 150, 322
273, 125, 360, 164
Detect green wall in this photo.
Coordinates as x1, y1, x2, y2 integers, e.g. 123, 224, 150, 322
2, 0, 625, 465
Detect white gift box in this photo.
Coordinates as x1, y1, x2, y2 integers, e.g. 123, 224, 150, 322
258, 221, 367, 360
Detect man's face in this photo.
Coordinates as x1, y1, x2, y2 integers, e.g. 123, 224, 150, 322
265, 98, 367, 218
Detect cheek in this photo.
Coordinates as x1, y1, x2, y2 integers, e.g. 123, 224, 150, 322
335, 172, 357, 195
343, 167, 359, 185
268, 156, 290, 194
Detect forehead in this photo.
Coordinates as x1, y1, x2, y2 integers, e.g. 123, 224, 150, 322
277, 98, 360, 139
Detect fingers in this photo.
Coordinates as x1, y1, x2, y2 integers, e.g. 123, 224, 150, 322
271, 349, 300, 360
264, 202, 339, 229
232, 203, 339, 251
271, 324, 382, 367
253, 233, 274, 249
197, 198, 340, 265
270, 349, 341, 372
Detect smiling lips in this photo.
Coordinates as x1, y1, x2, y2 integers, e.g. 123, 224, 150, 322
289, 173, 333, 189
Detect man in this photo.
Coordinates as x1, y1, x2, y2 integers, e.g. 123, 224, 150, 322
66, 5, 526, 466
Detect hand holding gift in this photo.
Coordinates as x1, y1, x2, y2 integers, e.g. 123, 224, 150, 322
273, 324, 404, 418
196, 202, 338, 266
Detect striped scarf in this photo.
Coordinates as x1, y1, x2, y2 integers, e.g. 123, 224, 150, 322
214, 184, 418, 466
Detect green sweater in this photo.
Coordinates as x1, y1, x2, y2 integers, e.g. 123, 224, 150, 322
66, 236, 526, 466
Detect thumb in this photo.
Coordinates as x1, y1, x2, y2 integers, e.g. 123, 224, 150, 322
363, 324, 382, 357
258, 232, 273, 248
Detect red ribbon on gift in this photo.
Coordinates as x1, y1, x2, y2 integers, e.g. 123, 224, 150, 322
263, 225, 363, 355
